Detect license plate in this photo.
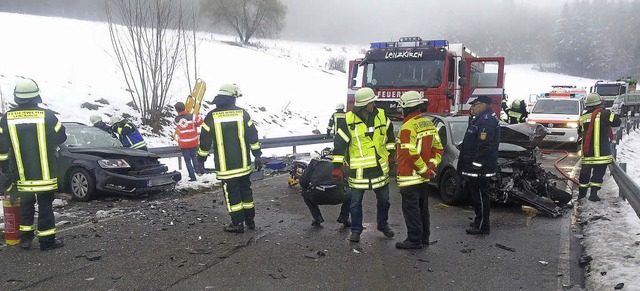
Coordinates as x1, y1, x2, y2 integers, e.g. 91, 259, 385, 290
147, 177, 174, 187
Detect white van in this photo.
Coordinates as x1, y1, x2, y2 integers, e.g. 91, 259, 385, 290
527, 97, 584, 146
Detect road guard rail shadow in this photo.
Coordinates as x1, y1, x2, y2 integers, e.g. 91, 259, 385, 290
610, 116, 640, 218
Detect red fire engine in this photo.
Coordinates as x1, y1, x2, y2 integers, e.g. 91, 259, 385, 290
347, 37, 505, 120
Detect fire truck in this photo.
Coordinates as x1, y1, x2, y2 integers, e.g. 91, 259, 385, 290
346, 37, 505, 120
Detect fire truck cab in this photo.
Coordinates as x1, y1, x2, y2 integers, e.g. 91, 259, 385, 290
347, 37, 505, 120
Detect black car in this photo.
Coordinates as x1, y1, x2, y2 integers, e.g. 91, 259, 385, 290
57, 122, 181, 201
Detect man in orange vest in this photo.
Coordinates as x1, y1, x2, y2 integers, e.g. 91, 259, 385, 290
174, 102, 204, 181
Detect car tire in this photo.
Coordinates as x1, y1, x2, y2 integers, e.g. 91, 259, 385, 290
69, 168, 96, 202
439, 168, 465, 205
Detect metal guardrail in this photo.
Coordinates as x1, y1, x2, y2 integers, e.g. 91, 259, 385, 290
610, 116, 640, 218
148, 134, 331, 168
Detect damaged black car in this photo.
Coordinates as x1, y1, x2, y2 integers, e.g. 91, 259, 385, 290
57, 122, 181, 201
427, 114, 572, 217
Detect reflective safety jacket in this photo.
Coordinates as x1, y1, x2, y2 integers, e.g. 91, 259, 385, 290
502, 99, 528, 124
333, 108, 395, 189
112, 120, 147, 150
327, 110, 346, 135
457, 109, 500, 177
579, 108, 621, 165
0, 104, 67, 192
198, 102, 261, 180
174, 111, 204, 149
395, 112, 444, 187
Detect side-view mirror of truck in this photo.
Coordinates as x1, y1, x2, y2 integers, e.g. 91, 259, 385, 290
458, 77, 467, 87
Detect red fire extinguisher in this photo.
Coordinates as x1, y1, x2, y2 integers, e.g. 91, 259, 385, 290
3, 193, 20, 246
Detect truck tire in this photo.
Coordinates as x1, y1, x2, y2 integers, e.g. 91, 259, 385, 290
439, 168, 465, 205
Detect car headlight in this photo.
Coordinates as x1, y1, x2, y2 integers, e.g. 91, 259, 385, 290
566, 122, 578, 128
98, 159, 131, 169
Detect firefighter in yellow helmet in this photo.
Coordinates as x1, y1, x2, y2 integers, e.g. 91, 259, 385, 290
197, 83, 262, 233
501, 96, 528, 124
326, 102, 346, 138
0, 78, 67, 250
578, 93, 621, 201
332, 87, 396, 242
394, 91, 443, 249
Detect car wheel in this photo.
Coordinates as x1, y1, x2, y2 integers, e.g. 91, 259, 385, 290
439, 169, 465, 205
69, 168, 96, 202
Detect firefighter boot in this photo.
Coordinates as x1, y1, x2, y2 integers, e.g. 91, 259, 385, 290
336, 214, 351, 227
377, 226, 395, 238
588, 189, 601, 202
20, 233, 34, 250
349, 232, 361, 242
395, 240, 423, 250
245, 219, 256, 230
40, 238, 64, 251
311, 215, 324, 227
223, 223, 245, 233
577, 188, 588, 200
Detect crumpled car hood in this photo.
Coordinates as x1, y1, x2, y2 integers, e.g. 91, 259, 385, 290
65, 147, 160, 159
500, 123, 549, 150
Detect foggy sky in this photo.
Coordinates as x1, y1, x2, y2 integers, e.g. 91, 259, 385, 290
279, 0, 570, 45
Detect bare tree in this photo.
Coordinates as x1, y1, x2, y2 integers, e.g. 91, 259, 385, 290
106, 0, 198, 130
200, 0, 287, 44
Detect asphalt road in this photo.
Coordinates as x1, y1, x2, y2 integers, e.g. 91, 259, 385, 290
0, 151, 585, 291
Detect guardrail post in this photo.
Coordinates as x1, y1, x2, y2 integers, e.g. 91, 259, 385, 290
620, 162, 627, 199
292, 145, 297, 154
178, 156, 183, 170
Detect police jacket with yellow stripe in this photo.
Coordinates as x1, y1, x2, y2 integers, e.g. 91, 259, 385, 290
396, 112, 444, 187
333, 107, 395, 189
198, 96, 261, 180
579, 108, 621, 165
0, 104, 66, 192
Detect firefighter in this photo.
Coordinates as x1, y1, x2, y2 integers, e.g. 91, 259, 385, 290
110, 115, 148, 151
326, 103, 346, 138
578, 92, 621, 202
458, 95, 500, 235
89, 114, 114, 136
197, 83, 262, 233
174, 102, 204, 181
0, 78, 67, 250
501, 97, 528, 124
333, 87, 396, 243
299, 152, 351, 228
395, 91, 443, 249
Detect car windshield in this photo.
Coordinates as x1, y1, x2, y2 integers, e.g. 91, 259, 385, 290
532, 99, 580, 114
64, 125, 122, 147
449, 121, 468, 146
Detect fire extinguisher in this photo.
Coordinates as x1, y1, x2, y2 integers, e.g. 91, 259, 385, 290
2, 193, 20, 246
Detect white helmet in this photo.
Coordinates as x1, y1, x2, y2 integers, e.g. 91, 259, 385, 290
110, 115, 124, 124
336, 103, 345, 110
354, 87, 377, 107
218, 83, 242, 97
89, 115, 102, 125
14, 78, 40, 99
398, 91, 426, 108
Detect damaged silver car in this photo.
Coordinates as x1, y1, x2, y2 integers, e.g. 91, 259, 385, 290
427, 114, 572, 217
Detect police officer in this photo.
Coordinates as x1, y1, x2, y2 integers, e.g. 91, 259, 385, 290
502, 97, 528, 124
0, 78, 67, 250
198, 83, 262, 233
395, 91, 443, 249
299, 152, 351, 228
578, 93, 621, 201
326, 103, 346, 138
333, 87, 396, 242
111, 115, 148, 151
458, 95, 500, 235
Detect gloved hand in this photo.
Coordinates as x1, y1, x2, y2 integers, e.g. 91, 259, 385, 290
421, 169, 436, 179
326, 130, 331, 139
254, 158, 263, 171
331, 169, 343, 183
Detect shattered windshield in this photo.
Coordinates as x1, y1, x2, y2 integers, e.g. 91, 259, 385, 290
365, 60, 444, 88
64, 125, 122, 147
532, 99, 580, 115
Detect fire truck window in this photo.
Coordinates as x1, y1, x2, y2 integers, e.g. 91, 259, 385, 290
469, 61, 499, 88
365, 61, 444, 88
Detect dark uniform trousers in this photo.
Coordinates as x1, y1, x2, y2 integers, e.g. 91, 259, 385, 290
222, 174, 255, 225
578, 164, 607, 196
465, 176, 491, 231
20, 191, 56, 243
399, 183, 430, 243
302, 186, 350, 220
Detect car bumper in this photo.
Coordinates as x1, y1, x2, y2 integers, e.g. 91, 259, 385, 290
96, 170, 182, 194
542, 128, 579, 143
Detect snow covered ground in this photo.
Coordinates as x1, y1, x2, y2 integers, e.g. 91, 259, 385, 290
0, 12, 638, 288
